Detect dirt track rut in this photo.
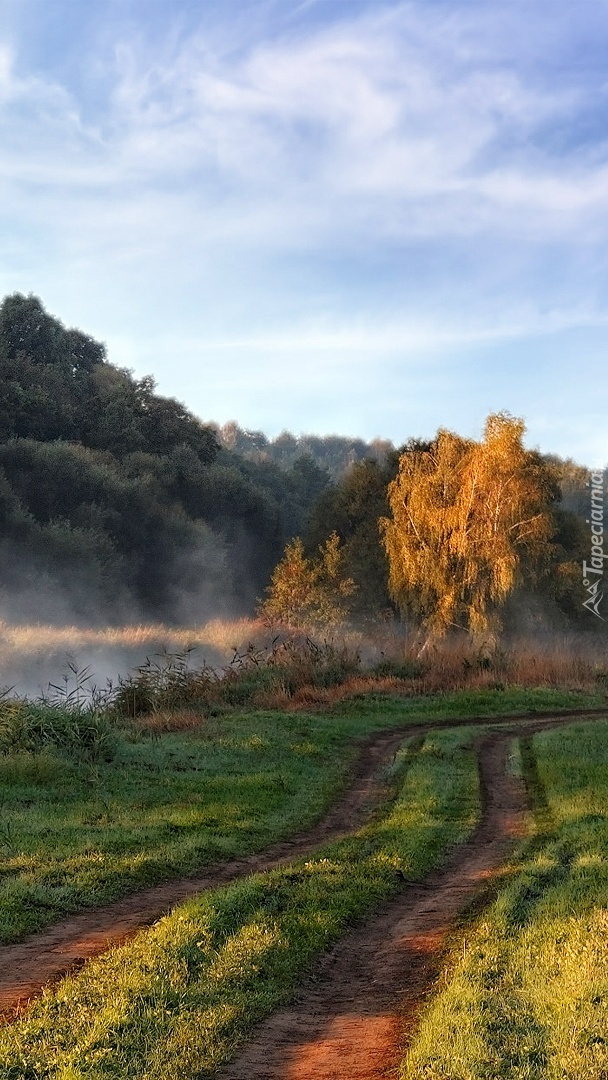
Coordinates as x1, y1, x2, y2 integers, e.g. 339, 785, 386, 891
218, 714, 601, 1080
0, 706, 604, 1024
218, 732, 521, 1079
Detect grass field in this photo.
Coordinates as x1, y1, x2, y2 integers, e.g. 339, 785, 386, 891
0, 726, 480, 1079
0, 687, 598, 944
0, 624, 607, 1080
401, 719, 608, 1080
0, 709, 349, 944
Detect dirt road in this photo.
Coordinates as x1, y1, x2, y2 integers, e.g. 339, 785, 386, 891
218, 730, 524, 1080
0, 706, 603, 1027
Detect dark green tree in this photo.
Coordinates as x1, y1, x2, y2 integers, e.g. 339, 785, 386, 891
304, 456, 401, 621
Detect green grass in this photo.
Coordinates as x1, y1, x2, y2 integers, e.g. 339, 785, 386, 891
0, 727, 480, 1079
332, 685, 605, 723
0, 711, 356, 944
401, 719, 608, 1080
0, 687, 602, 945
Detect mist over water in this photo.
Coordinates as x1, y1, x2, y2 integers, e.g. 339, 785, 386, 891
0, 616, 347, 702
0, 613, 260, 701
0, 531, 263, 696
1, 542, 606, 700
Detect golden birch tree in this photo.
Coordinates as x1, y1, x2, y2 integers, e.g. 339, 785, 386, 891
380, 413, 556, 640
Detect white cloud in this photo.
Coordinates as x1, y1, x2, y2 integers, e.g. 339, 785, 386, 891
2, 2, 606, 243
1, 0, 608, 461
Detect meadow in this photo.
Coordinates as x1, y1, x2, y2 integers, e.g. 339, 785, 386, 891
0, 622, 607, 1078
0, 725, 480, 1077
0, 678, 592, 945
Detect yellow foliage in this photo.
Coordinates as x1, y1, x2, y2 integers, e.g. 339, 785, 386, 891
380, 413, 556, 639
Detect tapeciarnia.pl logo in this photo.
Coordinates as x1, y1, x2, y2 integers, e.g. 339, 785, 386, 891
582, 470, 606, 619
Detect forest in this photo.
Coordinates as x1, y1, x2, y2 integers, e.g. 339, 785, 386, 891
0, 292, 595, 636
1, 295, 608, 1080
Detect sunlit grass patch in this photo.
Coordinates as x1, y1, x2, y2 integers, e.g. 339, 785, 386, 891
0, 618, 262, 656
0, 710, 362, 943
0, 686, 601, 946
0, 729, 480, 1078
401, 720, 608, 1080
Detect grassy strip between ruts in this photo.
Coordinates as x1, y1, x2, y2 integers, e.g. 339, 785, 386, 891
0, 726, 480, 1079
0, 686, 597, 945
401, 719, 608, 1080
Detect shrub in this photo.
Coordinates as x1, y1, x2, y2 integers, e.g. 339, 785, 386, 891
0, 700, 117, 761
110, 637, 363, 717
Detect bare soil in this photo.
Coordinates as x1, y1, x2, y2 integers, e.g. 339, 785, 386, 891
217, 715, 596, 1080
0, 706, 604, 1024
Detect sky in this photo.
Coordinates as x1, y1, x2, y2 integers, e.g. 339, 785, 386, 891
1, 0, 608, 464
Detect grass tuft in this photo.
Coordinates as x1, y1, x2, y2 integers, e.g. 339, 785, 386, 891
0, 699, 117, 762
401, 719, 608, 1080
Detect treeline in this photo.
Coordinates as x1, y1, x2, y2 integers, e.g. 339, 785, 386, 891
216, 421, 393, 479
263, 427, 595, 636
0, 293, 594, 633
0, 294, 332, 623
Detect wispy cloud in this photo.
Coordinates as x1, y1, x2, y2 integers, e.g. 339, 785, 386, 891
2, 4, 607, 237
0, 0, 607, 459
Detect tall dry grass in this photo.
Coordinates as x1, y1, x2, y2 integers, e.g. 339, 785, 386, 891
247, 632, 608, 710
0, 617, 262, 655
0, 617, 606, 707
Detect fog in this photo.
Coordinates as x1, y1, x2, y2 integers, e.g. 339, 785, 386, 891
0, 544, 266, 699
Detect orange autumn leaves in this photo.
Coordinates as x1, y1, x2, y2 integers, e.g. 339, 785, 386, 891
262, 413, 561, 640
260, 532, 356, 629
381, 413, 557, 638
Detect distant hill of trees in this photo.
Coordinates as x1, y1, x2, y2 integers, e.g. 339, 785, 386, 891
0, 292, 594, 632
0, 294, 335, 623
215, 421, 393, 479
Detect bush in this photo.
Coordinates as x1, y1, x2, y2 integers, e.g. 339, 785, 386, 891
0, 700, 117, 761
110, 649, 218, 718
110, 637, 363, 717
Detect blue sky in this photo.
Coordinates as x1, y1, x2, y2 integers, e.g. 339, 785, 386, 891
1, 0, 608, 464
